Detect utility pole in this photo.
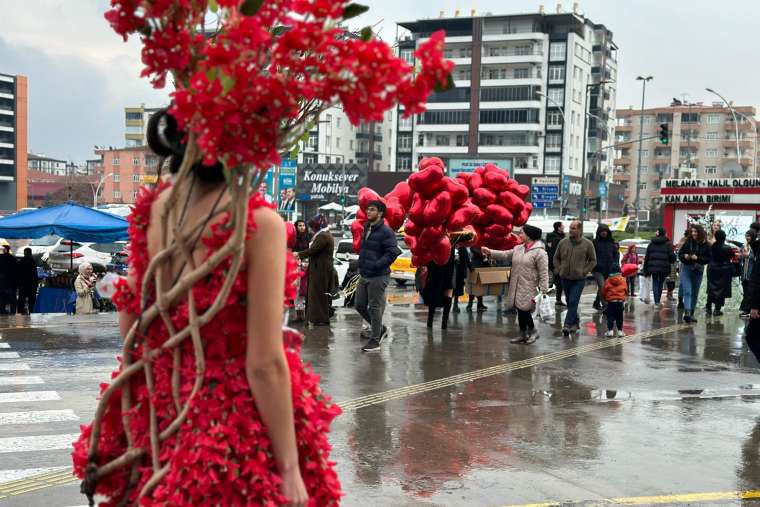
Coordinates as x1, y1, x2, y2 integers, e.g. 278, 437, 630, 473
634, 76, 653, 236
580, 80, 612, 222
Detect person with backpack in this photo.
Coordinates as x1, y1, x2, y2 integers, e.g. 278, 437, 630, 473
643, 227, 677, 307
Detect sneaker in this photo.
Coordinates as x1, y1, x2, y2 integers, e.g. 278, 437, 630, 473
510, 330, 528, 344
616, 329, 625, 337
713, 311, 723, 317
361, 339, 381, 352
555, 300, 567, 307
741, 312, 751, 319
605, 330, 615, 337
379, 326, 389, 343
562, 327, 570, 338
524, 329, 539, 344
477, 305, 488, 312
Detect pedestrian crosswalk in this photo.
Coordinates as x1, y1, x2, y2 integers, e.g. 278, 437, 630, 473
0, 337, 80, 500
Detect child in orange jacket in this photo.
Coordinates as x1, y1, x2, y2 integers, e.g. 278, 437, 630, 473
602, 263, 628, 337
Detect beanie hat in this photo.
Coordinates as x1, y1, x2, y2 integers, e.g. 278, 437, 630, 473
523, 224, 542, 241
609, 262, 621, 276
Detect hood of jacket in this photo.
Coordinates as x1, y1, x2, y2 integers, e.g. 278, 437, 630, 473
595, 224, 613, 242
651, 235, 669, 245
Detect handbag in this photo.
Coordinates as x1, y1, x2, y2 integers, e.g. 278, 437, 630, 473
638, 274, 652, 303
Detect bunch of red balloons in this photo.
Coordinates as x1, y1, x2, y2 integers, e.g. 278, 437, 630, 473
350, 158, 533, 266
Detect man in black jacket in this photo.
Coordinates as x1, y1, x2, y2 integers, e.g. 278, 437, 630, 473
356, 200, 402, 352
546, 221, 566, 306
592, 224, 619, 311
643, 228, 676, 307
748, 245, 760, 361
17, 248, 39, 314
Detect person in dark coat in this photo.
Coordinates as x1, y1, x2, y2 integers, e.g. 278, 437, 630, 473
643, 227, 677, 306
545, 221, 566, 306
422, 248, 456, 330
705, 229, 734, 317
747, 239, 760, 361
293, 220, 311, 252
740, 230, 759, 317
452, 247, 470, 313
592, 224, 619, 311
466, 247, 488, 312
356, 201, 402, 352
0, 245, 18, 314
17, 247, 39, 314
679, 224, 711, 323
297, 214, 335, 326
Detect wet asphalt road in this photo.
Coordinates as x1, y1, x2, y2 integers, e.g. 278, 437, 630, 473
0, 286, 759, 506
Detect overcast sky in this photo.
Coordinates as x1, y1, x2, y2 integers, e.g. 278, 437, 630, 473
2, 0, 758, 162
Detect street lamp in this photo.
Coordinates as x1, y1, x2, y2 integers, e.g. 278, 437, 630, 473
734, 111, 757, 178
93, 172, 114, 208
706, 88, 741, 164
536, 91, 566, 217
634, 75, 653, 236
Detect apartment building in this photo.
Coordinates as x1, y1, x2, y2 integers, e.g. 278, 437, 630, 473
28, 153, 67, 176
0, 72, 28, 210
615, 103, 759, 208
298, 107, 396, 172
124, 105, 165, 147
395, 5, 617, 214
95, 146, 161, 205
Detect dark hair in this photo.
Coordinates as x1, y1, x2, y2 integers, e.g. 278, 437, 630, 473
751, 222, 760, 233
146, 108, 225, 183
366, 200, 386, 215
690, 224, 707, 243
24, 247, 32, 255
747, 229, 757, 241
553, 221, 563, 232
714, 229, 726, 244
657, 227, 666, 237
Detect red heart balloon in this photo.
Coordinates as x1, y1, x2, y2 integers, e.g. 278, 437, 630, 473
486, 204, 514, 226
404, 235, 417, 250
499, 190, 526, 215
423, 191, 453, 227
404, 219, 422, 237
419, 157, 445, 170
350, 219, 366, 250
474, 166, 487, 176
386, 181, 413, 210
357, 208, 368, 221
468, 172, 484, 192
432, 236, 452, 266
473, 187, 497, 208
445, 178, 470, 207
447, 205, 476, 231
419, 225, 445, 249
514, 184, 530, 200
412, 251, 433, 268
485, 223, 508, 237
514, 202, 533, 227
408, 193, 427, 225
409, 165, 445, 198
385, 198, 406, 231
358, 188, 382, 210
484, 171, 510, 193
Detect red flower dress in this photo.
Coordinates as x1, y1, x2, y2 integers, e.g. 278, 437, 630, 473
72, 184, 342, 506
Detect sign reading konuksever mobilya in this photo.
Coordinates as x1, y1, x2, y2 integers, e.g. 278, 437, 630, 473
296, 164, 368, 202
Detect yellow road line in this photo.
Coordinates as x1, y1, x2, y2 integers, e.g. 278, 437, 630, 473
502, 489, 760, 506
338, 324, 688, 411
0, 469, 76, 499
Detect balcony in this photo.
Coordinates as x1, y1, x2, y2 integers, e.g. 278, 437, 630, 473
680, 141, 700, 150
613, 173, 631, 184
355, 151, 383, 161
481, 51, 544, 65
614, 158, 631, 166
726, 121, 754, 131
481, 31, 544, 42
724, 138, 754, 148
616, 124, 632, 133
416, 145, 469, 155
356, 131, 382, 142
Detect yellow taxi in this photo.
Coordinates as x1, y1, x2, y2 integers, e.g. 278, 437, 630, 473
390, 249, 416, 286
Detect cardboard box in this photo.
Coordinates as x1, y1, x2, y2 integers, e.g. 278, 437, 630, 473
466, 267, 510, 297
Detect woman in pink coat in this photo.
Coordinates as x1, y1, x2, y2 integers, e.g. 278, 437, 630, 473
483, 224, 549, 344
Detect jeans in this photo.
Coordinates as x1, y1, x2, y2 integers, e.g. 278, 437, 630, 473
552, 273, 564, 302
680, 265, 703, 312
606, 301, 624, 331
562, 278, 585, 329
626, 276, 636, 296
355, 275, 389, 341
517, 309, 535, 331
652, 273, 666, 304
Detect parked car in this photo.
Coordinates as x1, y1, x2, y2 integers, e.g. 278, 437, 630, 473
390, 249, 415, 286
335, 239, 359, 262
18, 234, 63, 262
48, 241, 128, 273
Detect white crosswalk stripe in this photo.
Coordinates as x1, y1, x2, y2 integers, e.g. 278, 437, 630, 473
0, 363, 31, 371
0, 391, 61, 403
0, 409, 79, 425
0, 375, 44, 386
0, 343, 9, 348
0, 433, 79, 453
0, 466, 70, 484
0, 351, 20, 359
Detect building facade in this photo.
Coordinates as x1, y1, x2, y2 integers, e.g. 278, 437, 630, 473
615, 103, 759, 210
124, 105, 165, 147
28, 153, 67, 176
395, 6, 617, 215
0, 72, 28, 211
95, 146, 160, 205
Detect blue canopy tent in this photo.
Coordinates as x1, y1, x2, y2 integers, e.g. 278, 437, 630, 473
0, 202, 129, 243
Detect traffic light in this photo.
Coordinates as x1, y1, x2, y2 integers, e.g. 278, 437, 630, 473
658, 123, 670, 145
588, 197, 601, 212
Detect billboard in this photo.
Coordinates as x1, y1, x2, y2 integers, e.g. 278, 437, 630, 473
448, 158, 512, 177
296, 164, 368, 204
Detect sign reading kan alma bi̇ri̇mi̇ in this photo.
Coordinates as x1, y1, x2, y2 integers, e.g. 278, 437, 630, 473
296, 164, 368, 202
660, 178, 760, 205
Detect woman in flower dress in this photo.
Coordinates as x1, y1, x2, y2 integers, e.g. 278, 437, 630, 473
71, 112, 342, 506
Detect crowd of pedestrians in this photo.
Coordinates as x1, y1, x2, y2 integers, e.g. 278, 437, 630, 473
0, 246, 39, 315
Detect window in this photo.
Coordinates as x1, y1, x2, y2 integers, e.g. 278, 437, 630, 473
398, 116, 413, 130
133, 191, 139, 200
547, 88, 564, 104
549, 42, 566, 61
399, 157, 412, 170
479, 109, 539, 124
307, 132, 318, 149
132, 174, 140, 182
457, 69, 472, 81
113, 174, 121, 183
325, 135, 331, 147
639, 182, 647, 190
350, 140, 355, 150
435, 135, 450, 146
304, 154, 317, 164
545, 133, 562, 149
112, 156, 120, 166
513, 68, 529, 79
705, 149, 720, 158
545, 156, 561, 174
400, 48, 414, 64
479, 132, 537, 146
456, 134, 469, 147
125, 125, 143, 134
458, 46, 472, 58
548, 66, 565, 83
398, 134, 412, 151
706, 132, 719, 140
640, 165, 648, 173
418, 133, 425, 146
335, 137, 341, 148
573, 65, 582, 80
547, 111, 563, 127
641, 150, 650, 158
125, 112, 142, 121
705, 166, 718, 175
707, 114, 721, 124
113, 190, 122, 199
132, 156, 140, 166
480, 86, 535, 102
418, 110, 471, 125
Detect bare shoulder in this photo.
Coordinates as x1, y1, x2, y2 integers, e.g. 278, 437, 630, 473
251, 207, 285, 237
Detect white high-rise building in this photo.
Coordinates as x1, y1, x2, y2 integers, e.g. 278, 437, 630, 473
395, 6, 618, 214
